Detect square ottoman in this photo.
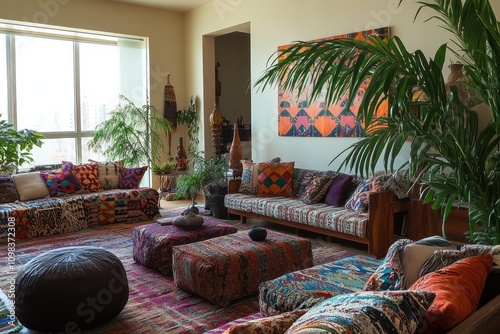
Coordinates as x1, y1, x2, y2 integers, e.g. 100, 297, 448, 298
172, 230, 313, 306
132, 219, 238, 275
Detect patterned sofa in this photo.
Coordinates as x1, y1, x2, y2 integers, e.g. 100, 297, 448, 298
0, 162, 160, 240
225, 167, 409, 258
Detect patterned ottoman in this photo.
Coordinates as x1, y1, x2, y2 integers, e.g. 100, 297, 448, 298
172, 230, 313, 306
259, 255, 381, 316
132, 220, 238, 275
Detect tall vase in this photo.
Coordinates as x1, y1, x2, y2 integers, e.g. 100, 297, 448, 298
210, 104, 224, 156
229, 124, 242, 170
176, 137, 187, 171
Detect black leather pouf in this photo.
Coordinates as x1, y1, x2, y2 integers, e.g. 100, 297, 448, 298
15, 246, 129, 332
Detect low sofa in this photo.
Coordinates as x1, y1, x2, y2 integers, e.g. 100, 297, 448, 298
225, 163, 409, 258
0, 161, 159, 240
210, 237, 500, 334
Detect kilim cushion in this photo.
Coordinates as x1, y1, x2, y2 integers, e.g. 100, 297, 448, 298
40, 162, 83, 197
259, 255, 381, 316
298, 175, 333, 204
119, 166, 148, 189
92, 160, 124, 190
238, 157, 281, 195
0, 174, 19, 203
72, 162, 103, 193
172, 230, 312, 306
345, 174, 390, 212
286, 290, 435, 334
257, 162, 294, 197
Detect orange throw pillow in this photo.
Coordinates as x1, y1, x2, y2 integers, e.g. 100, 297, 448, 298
409, 254, 493, 331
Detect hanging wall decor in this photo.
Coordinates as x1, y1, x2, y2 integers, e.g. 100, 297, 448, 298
164, 74, 177, 154
278, 27, 390, 137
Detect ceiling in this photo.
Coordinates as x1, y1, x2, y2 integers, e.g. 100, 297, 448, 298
110, 0, 214, 12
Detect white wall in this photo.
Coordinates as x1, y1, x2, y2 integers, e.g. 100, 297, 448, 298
185, 0, 500, 173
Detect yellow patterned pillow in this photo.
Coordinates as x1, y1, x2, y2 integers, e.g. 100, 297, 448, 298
257, 162, 294, 197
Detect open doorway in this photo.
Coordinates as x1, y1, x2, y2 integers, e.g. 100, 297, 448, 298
202, 23, 251, 161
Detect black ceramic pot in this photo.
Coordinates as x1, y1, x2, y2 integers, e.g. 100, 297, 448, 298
248, 227, 267, 241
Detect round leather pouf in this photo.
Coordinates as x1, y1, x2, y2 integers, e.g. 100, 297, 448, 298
15, 246, 129, 332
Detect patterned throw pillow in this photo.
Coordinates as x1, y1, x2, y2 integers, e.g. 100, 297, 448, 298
118, 166, 148, 189
293, 168, 335, 197
238, 157, 281, 195
286, 290, 435, 334
257, 162, 294, 197
0, 174, 19, 203
410, 254, 492, 331
40, 162, 83, 197
299, 176, 333, 204
92, 160, 124, 190
72, 162, 103, 193
345, 174, 390, 212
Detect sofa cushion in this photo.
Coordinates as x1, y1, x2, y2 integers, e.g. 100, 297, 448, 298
292, 168, 335, 197
410, 254, 492, 331
238, 157, 281, 195
345, 174, 390, 212
299, 175, 333, 205
286, 290, 435, 334
93, 160, 124, 190
72, 162, 103, 192
257, 162, 294, 197
40, 162, 83, 197
259, 255, 381, 316
12, 172, 50, 201
119, 166, 147, 189
0, 174, 19, 203
324, 173, 353, 207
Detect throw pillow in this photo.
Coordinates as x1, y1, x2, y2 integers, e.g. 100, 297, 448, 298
324, 173, 354, 207
409, 254, 493, 331
299, 175, 333, 204
118, 166, 148, 189
401, 235, 456, 286
238, 157, 281, 195
0, 174, 19, 203
257, 162, 294, 198
91, 160, 124, 190
11, 172, 50, 201
71, 162, 103, 193
40, 162, 83, 197
292, 168, 335, 197
286, 290, 435, 334
345, 173, 390, 212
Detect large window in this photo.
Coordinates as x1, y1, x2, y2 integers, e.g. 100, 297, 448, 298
0, 21, 148, 169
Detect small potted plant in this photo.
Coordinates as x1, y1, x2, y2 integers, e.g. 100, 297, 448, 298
152, 157, 176, 174
0, 115, 43, 174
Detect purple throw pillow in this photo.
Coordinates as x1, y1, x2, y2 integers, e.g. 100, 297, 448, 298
324, 174, 353, 207
118, 166, 148, 189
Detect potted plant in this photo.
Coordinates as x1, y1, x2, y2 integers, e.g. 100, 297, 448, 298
88, 95, 173, 167
174, 151, 227, 214
177, 96, 200, 159
0, 115, 44, 173
255, 0, 500, 245
152, 157, 176, 174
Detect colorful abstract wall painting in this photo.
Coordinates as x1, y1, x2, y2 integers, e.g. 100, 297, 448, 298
278, 27, 390, 137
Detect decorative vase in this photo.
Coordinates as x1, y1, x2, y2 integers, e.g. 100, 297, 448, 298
176, 137, 187, 171
248, 227, 267, 241
210, 104, 224, 156
445, 63, 464, 95
229, 123, 242, 170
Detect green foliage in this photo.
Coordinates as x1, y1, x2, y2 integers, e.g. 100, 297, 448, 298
0, 115, 43, 173
88, 95, 173, 167
177, 96, 199, 158
255, 0, 500, 244
174, 151, 227, 206
152, 156, 176, 172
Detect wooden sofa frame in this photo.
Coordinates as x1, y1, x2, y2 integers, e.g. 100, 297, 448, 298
227, 179, 409, 258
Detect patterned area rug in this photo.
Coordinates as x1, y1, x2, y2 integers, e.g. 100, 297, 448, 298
0, 209, 356, 334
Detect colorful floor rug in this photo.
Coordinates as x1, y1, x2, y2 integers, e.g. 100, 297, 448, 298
0, 209, 356, 334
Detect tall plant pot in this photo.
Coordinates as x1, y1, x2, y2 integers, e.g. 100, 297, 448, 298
207, 194, 228, 219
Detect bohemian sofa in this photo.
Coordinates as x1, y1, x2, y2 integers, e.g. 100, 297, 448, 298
225, 162, 409, 258
0, 161, 159, 240
210, 237, 500, 334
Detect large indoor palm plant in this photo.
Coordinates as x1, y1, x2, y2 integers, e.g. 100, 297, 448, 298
256, 0, 500, 245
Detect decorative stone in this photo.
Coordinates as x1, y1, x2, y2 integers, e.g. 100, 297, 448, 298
173, 212, 204, 229
248, 227, 267, 241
